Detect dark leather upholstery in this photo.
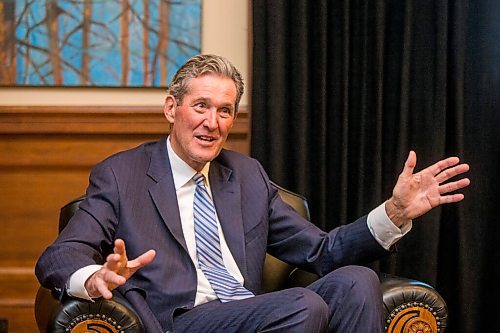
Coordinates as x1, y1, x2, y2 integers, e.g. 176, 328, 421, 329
35, 183, 448, 333
380, 273, 447, 332
35, 287, 144, 333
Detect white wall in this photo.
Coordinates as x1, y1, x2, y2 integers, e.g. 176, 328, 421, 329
0, 0, 249, 107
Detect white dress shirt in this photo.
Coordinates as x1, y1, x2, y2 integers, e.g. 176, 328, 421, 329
67, 137, 411, 301
166, 139, 245, 305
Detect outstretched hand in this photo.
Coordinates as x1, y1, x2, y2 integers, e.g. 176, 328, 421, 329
386, 151, 470, 227
85, 239, 156, 299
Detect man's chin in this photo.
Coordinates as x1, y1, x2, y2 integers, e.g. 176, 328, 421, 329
191, 151, 220, 166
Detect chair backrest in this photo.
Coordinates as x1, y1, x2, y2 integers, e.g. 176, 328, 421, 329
58, 195, 85, 232
270, 181, 310, 220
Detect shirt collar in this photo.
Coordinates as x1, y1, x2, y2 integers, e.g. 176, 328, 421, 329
167, 136, 210, 190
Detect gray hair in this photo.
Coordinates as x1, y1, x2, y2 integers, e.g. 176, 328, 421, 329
167, 54, 244, 113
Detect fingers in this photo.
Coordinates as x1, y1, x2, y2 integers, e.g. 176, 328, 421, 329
97, 271, 126, 299
439, 193, 465, 205
85, 274, 112, 299
105, 252, 126, 272
438, 178, 471, 195
86, 240, 155, 299
435, 162, 470, 205
89, 249, 154, 299
435, 163, 470, 183
409, 151, 469, 185
427, 156, 461, 177
95, 284, 113, 299
106, 239, 128, 272
86, 268, 126, 299
105, 245, 155, 278
113, 238, 126, 256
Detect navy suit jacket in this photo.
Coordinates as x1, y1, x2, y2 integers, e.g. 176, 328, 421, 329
36, 137, 388, 332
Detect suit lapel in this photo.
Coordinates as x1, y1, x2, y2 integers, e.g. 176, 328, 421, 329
145, 141, 248, 278
147, 139, 189, 253
209, 161, 248, 279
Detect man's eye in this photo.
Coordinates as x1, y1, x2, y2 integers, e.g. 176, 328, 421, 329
194, 102, 207, 110
220, 108, 233, 118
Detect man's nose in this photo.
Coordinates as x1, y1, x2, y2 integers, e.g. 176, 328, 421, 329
204, 108, 218, 129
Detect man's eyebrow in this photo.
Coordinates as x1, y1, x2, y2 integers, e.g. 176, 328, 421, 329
220, 102, 235, 109
190, 97, 234, 109
190, 97, 208, 104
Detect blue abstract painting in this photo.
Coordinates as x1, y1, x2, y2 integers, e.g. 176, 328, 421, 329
0, 0, 201, 87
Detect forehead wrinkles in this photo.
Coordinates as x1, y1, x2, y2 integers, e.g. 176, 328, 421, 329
184, 77, 236, 106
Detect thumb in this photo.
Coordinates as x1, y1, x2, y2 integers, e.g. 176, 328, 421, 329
401, 151, 417, 177
127, 249, 156, 272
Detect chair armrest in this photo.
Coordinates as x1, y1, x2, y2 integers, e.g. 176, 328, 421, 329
34, 272, 447, 333
35, 287, 144, 333
286, 269, 448, 333
380, 273, 447, 333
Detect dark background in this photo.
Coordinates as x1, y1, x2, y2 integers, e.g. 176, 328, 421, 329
251, 0, 499, 331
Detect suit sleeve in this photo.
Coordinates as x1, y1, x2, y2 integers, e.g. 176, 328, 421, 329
35, 160, 119, 297
261, 166, 389, 276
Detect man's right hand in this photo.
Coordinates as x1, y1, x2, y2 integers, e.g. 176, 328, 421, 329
85, 238, 156, 299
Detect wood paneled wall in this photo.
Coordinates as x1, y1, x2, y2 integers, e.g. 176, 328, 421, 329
0, 105, 249, 332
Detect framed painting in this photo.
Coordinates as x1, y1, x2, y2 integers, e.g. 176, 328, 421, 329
0, 0, 201, 87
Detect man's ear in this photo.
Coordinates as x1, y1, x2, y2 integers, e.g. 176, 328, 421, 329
163, 95, 177, 123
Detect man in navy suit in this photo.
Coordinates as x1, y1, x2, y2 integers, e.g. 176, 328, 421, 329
36, 54, 470, 333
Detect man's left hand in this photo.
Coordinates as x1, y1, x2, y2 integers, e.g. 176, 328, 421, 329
386, 151, 470, 227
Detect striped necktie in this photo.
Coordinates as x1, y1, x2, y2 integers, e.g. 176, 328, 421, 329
192, 173, 254, 302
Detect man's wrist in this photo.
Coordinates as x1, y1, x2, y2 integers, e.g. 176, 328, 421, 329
367, 202, 412, 250
385, 197, 410, 228
67, 264, 102, 300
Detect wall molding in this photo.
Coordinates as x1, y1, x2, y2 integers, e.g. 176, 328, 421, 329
0, 105, 249, 135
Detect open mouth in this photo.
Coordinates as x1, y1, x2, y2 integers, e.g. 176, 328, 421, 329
196, 135, 217, 143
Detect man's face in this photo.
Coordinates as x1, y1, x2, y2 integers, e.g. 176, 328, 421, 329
164, 74, 237, 171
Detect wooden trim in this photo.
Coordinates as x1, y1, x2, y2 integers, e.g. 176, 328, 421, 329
0, 299, 34, 307
0, 267, 34, 275
0, 105, 249, 135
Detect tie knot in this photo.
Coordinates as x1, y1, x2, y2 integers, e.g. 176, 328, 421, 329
193, 173, 205, 186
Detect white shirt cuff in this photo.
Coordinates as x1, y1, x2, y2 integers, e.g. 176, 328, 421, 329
367, 201, 412, 250
67, 264, 102, 300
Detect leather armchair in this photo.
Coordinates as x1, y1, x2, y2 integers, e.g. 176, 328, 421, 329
35, 184, 448, 333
